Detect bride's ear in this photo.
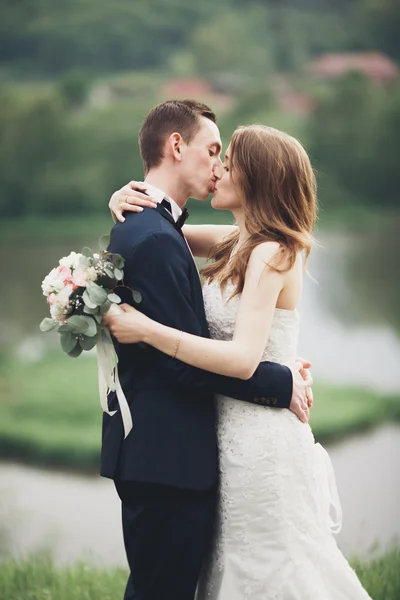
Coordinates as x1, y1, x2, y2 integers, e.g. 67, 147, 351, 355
167, 132, 183, 163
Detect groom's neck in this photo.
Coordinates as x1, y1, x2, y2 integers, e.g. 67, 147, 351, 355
145, 169, 188, 209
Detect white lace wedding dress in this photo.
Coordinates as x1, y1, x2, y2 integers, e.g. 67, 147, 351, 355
197, 280, 372, 600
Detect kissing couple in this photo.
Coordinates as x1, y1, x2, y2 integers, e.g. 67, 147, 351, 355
102, 100, 372, 599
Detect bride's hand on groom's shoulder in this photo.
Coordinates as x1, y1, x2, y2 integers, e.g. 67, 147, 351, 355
109, 181, 158, 223
285, 358, 313, 424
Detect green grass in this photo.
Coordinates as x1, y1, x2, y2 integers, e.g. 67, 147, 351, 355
0, 354, 399, 472
0, 549, 398, 600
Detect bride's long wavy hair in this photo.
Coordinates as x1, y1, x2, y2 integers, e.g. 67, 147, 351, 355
202, 125, 317, 298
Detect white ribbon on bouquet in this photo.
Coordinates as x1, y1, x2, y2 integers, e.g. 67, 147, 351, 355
96, 303, 133, 439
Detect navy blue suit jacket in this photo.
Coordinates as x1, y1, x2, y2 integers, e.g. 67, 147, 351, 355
100, 204, 293, 489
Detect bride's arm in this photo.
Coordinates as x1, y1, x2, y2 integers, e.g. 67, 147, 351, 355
182, 224, 238, 258
109, 242, 286, 380
108, 181, 238, 257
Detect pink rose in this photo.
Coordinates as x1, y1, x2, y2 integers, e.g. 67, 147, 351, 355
56, 265, 72, 282
72, 267, 88, 288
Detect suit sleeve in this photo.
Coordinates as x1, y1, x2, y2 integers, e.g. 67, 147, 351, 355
125, 231, 292, 408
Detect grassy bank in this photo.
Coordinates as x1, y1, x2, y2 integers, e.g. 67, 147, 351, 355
0, 549, 399, 600
1, 208, 398, 241
0, 207, 234, 241
1, 354, 399, 472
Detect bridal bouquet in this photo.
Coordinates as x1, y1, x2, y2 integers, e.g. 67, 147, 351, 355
40, 238, 135, 437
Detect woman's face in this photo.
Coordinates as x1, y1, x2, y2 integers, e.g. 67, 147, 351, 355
211, 144, 244, 211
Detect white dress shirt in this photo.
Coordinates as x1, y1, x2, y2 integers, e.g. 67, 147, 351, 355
144, 183, 182, 223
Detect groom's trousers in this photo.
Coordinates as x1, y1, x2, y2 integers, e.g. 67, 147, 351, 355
115, 480, 217, 600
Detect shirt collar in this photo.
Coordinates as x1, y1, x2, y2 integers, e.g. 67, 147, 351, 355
144, 183, 182, 223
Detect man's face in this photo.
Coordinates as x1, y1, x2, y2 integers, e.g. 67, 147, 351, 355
181, 117, 223, 201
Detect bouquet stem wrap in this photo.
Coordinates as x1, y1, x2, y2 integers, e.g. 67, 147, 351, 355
97, 304, 133, 438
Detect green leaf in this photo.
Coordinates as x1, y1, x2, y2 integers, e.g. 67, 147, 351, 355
113, 254, 124, 269
66, 315, 89, 334
83, 305, 98, 315
80, 334, 98, 351
86, 281, 108, 305
114, 268, 123, 281
39, 318, 58, 332
58, 323, 74, 333
81, 247, 93, 258
83, 290, 97, 309
104, 264, 114, 278
79, 255, 90, 268
132, 290, 142, 304
82, 316, 98, 337
107, 293, 121, 303
61, 332, 78, 353
99, 299, 112, 315
99, 235, 110, 252
68, 343, 83, 358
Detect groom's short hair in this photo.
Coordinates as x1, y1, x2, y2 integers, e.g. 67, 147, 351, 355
139, 99, 216, 174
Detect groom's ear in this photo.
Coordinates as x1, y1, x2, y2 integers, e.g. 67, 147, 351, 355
168, 132, 183, 163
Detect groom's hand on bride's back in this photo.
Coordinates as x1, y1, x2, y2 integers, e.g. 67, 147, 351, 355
285, 358, 313, 424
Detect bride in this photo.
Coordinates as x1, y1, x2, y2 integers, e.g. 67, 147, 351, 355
105, 125, 372, 599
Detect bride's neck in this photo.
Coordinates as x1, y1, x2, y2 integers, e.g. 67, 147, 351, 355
232, 208, 250, 250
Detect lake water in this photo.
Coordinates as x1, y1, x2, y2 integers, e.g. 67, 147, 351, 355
1, 219, 399, 568
1, 425, 399, 566
2, 219, 400, 391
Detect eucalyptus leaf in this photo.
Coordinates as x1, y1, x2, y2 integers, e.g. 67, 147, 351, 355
58, 323, 74, 333
114, 268, 123, 281
80, 334, 98, 351
68, 343, 83, 358
83, 290, 97, 309
66, 315, 89, 334
99, 235, 110, 252
94, 314, 103, 324
39, 318, 58, 332
82, 316, 98, 337
79, 255, 90, 268
104, 265, 114, 278
132, 290, 142, 304
87, 281, 108, 305
107, 293, 121, 303
99, 299, 112, 314
82, 247, 93, 258
83, 305, 98, 315
61, 332, 78, 353
113, 255, 124, 269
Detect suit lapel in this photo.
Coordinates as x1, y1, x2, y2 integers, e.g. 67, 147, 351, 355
155, 203, 185, 238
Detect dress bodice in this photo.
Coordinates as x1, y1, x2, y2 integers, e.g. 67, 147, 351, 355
202, 279, 300, 364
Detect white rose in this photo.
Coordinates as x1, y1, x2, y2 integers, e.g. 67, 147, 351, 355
50, 302, 64, 322
41, 268, 65, 295
86, 266, 97, 282
59, 252, 79, 269
57, 283, 74, 308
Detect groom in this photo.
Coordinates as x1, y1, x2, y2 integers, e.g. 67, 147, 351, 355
102, 100, 312, 600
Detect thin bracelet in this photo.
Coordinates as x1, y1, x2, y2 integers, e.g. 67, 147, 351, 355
172, 331, 183, 359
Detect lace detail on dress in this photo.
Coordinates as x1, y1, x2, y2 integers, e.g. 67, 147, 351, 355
196, 279, 371, 600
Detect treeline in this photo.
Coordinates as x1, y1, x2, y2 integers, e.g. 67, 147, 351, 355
0, 0, 399, 220
0, 0, 399, 77
1, 72, 399, 219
